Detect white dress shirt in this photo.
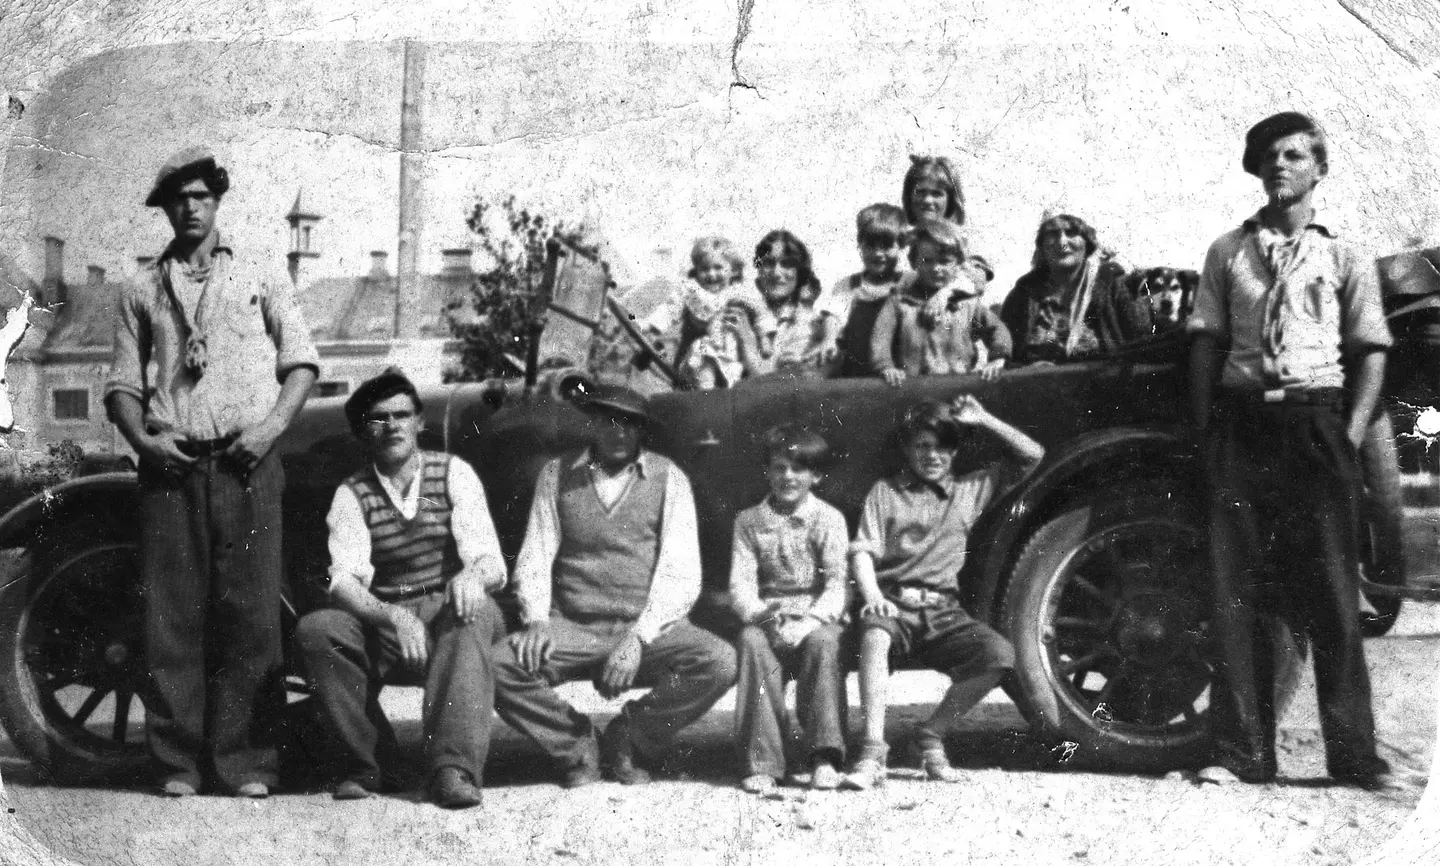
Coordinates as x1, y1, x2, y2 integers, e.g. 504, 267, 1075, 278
512, 448, 701, 644
326, 452, 507, 592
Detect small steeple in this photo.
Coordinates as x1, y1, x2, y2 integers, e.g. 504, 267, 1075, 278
286, 188, 322, 288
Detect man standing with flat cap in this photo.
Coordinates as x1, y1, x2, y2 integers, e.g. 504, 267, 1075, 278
105, 147, 319, 797
296, 369, 506, 808
1188, 112, 1402, 789
493, 384, 736, 786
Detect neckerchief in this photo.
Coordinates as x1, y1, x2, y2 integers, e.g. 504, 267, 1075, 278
158, 243, 224, 380
1253, 224, 1313, 381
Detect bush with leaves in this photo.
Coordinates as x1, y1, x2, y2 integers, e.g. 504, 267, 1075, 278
444, 196, 587, 382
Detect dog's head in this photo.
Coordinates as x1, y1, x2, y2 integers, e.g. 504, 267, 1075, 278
1136, 266, 1190, 327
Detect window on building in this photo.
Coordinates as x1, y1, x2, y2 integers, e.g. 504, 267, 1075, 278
314, 381, 350, 398
53, 388, 90, 421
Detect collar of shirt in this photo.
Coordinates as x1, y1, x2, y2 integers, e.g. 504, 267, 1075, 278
158, 229, 234, 265
570, 447, 652, 479
370, 452, 424, 517
896, 469, 955, 501
762, 492, 817, 526
1240, 209, 1337, 239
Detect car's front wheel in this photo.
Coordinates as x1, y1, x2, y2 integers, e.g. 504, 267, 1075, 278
1003, 494, 1304, 773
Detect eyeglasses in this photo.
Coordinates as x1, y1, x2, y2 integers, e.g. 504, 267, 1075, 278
363, 409, 417, 429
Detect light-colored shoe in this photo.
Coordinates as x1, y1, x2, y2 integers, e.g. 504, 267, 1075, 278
161, 779, 198, 798
741, 774, 778, 794
839, 757, 887, 791
235, 782, 269, 799
333, 779, 375, 801
1196, 766, 1243, 785
810, 760, 842, 791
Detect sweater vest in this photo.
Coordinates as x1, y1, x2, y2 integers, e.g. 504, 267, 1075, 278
345, 451, 462, 591
551, 452, 668, 621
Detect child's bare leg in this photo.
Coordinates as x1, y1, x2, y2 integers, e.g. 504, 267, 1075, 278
919, 669, 1006, 746
842, 627, 893, 791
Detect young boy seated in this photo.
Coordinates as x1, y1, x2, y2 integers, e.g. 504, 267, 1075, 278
729, 424, 850, 793
817, 203, 910, 377
843, 395, 1044, 790
870, 218, 1012, 386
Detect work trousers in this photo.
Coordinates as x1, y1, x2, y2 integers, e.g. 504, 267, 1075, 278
1202, 396, 1385, 780
139, 450, 284, 792
1360, 408, 1406, 596
734, 623, 847, 778
295, 592, 502, 787
492, 614, 737, 769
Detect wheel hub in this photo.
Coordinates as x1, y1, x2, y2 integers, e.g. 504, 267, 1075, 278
1113, 590, 1199, 668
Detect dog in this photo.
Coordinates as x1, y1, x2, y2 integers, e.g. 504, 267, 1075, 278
1126, 267, 1197, 332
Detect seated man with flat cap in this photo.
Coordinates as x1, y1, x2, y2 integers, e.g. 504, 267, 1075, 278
296, 369, 507, 808
494, 384, 737, 786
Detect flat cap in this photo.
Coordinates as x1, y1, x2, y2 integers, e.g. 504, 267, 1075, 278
1242, 112, 1325, 177
145, 145, 228, 206
576, 382, 648, 423
344, 366, 422, 432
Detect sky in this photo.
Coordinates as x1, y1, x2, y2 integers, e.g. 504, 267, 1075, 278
2, 1, 1439, 314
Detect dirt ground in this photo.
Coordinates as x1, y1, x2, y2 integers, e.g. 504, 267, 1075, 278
0, 609, 1435, 866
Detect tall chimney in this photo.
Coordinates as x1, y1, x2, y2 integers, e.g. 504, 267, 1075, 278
396, 40, 427, 339
369, 251, 390, 279
42, 236, 65, 307
135, 255, 155, 272
86, 265, 105, 289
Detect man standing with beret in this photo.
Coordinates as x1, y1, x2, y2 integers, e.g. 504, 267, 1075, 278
1188, 113, 1402, 790
493, 384, 736, 786
105, 147, 319, 797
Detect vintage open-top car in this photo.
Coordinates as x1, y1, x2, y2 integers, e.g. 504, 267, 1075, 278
0, 239, 1432, 785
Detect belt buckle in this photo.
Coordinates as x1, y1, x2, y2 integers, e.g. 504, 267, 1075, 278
897, 587, 923, 607
1263, 388, 1286, 403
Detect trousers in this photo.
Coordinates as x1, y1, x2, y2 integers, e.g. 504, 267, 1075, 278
733, 623, 848, 777
1202, 396, 1385, 780
492, 615, 736, 768
295, 592, 502, 786
139, 450, 284, 791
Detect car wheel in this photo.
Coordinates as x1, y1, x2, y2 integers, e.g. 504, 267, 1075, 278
0, 531, 152, 783
1002, 494, 1306, 773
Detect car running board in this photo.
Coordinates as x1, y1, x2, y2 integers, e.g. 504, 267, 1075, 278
1361, 576, 1440, 603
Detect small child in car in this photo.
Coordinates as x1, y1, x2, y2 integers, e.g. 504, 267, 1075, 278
730, 424, 850, 793
870, 218, 1011, 386
817, 204, 911, 377
842, 396, 1043, 790
643, 236, 776, 389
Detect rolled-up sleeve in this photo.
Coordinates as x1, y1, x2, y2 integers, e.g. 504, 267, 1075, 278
1187, 238, 1232, 338
447, 456, 509, 590
631, 463, 702, 644
849, 482, 889, 559
326, 484, 375, 591
261, 277, 321, 382
512, 458, 562, 626
1338, 246, 1393, 354
104, 284, 149, 406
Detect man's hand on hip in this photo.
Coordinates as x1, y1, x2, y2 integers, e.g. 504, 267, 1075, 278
224, 416, 284, 473
387, 605, 429, 670
598, 633, 643, 699
139, 430, 196, 475
510, 622, 554, 675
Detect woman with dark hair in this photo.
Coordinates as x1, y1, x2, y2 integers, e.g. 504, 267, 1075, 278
900, 155, 995, 317
1000, 214, 1152, 365
732, 230, 827, 378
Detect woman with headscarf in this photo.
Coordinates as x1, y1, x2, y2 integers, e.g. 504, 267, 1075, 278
1000, 213, 1152, 365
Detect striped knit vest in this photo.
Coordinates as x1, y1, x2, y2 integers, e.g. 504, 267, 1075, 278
345, 451, 463, 591
551, 451, 668, 621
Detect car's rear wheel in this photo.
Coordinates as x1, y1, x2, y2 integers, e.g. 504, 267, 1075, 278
1003, 494, 1305, 773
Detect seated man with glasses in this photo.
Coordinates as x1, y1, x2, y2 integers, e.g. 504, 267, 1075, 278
296, 368, 507, 808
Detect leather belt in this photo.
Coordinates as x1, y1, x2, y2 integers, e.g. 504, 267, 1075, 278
176, 435, 238, 458
891, 586, 957, 610
372, 577, 450, 602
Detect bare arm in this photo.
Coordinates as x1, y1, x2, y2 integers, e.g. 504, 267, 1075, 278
1346, 348, 1386, 448
105, 391, 194, 472
952, 396, 1045, 469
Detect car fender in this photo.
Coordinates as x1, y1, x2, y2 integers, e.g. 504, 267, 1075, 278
0, 472, 139, 554
965, 425, 1196, 623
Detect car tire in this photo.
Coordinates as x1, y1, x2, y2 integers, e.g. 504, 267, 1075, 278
0, 528, 152, 783
1002, 494, 1306, 773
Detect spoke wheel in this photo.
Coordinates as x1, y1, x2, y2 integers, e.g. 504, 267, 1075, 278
1003, 495, 1304, 773
0, 538, 152, 782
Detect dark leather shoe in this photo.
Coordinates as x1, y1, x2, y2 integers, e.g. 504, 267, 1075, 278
562, 761, 603, 789
601, 717, 651, 785
429, 767, 483, 809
